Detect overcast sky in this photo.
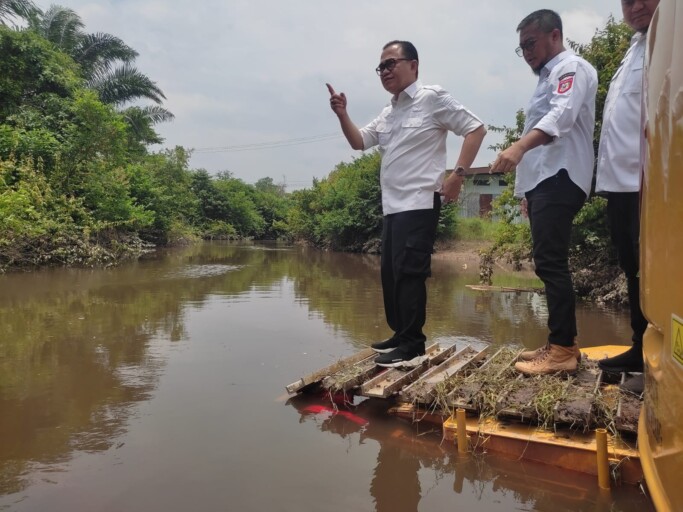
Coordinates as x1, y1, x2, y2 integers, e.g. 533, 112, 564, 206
46, 1, 624, 190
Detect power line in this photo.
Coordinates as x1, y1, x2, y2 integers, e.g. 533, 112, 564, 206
193, 133, 343, 154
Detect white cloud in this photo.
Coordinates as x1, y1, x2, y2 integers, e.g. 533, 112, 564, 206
44, 0, 623, 188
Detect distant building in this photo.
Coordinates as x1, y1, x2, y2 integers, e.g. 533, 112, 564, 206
458, 166, 508, 218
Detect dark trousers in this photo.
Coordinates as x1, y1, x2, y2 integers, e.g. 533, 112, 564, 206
606, 192, 648, 345
380, 193, 441, 353
526, 169, 586, 347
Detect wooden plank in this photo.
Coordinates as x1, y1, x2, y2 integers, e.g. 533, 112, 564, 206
446, 347, 519, 411
466, 284, 543, 293
285, 348, 375, 394
553, 363, 602, 428
495, 374, 539, 422
399, 344, 489, 404
360, 343, 449, 398
322, 357, 380, 393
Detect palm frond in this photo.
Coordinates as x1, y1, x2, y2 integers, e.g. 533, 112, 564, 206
33, 5, 84, 52
136, 105, 175, 124
121, 106, 174, 146
88, 64, 166, 106
75, 32, 138, 75
0, 0, 39, 25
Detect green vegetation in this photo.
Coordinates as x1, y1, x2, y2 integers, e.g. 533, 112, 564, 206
0, 4, 634, 304
0, 7, 292, 271
454, 217, 498, 242
287, 151, 458, 252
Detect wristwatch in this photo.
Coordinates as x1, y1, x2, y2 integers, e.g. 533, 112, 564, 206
454, 166, 466, 176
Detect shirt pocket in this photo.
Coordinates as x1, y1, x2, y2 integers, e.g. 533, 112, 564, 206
377, 122, 392, 147
623, 62, 644, 94
402, 115, 424, 128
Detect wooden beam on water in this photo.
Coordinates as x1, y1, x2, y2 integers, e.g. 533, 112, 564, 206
360, 343, 453, 398
285, 348, 376, 394
400, 344, 489, 404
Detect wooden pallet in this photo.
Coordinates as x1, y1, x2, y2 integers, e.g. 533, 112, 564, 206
286, 344, 645, 445
322, 357, 381, 393
399, 344, 489, 405
553, 362, 602, 428
286, 348, 376, 394
495, 374, 541, 422
446, 347, 520, 412
359, 343, 455, 399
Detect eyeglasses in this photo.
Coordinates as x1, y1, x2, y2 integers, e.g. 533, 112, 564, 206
515, 38, 537, 57
375, 58, 411, 75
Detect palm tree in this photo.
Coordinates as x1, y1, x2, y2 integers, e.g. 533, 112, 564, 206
88, 64, 166, 106
29, 5, 169, 109
0, 0, 37, 25
122, 106, 175, 146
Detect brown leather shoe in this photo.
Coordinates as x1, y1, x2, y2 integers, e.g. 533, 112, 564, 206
515, 344, 578, 376
519, 343, 581, 363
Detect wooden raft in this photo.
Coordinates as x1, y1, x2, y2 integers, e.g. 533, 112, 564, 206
285, 341, 642, 435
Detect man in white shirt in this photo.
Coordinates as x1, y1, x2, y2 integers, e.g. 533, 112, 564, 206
596, 0, 659, 378
491, 10, 598, 375
327, 40, 486, 368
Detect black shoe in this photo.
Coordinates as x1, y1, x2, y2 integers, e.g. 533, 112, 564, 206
371, 338, 400, 354
375, 347, 427, 368
598, 345, 644, 373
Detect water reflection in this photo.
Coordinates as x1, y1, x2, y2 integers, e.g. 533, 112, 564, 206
287, 393, 653, 512
0, 241, 639, 510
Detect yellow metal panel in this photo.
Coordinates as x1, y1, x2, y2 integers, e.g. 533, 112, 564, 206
641, 0, 683, 509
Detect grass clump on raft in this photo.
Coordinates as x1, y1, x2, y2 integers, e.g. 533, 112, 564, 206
527, 375, 573, 429
592, 384, 623, 437
427, 346, 578, 430
427, 346, 522, 418
322, 359, 376, 394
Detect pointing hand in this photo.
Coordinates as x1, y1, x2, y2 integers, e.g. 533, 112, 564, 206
326, 83, 347, 116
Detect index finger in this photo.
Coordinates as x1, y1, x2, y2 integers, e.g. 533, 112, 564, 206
326, 83, 336, 97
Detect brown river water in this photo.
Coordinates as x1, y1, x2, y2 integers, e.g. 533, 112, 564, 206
0, 241, 653, 511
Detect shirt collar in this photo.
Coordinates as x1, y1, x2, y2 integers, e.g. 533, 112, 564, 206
541, 50, 572, 77
392, 80, 422, 104
631, 32, 645, 45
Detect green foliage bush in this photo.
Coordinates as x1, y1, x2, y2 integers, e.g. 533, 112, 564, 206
288, 152, 382, 251
0, 24, 292, 270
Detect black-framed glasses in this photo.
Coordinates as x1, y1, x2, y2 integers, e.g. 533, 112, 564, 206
515, 38, 537, 57
375, 58, 411, 75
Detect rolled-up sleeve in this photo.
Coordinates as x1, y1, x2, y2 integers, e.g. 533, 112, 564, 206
535, 61, 593, 139
360, 118, 379, 150
432, 89, 483, 136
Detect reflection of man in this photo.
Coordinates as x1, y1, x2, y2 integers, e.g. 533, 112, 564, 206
327, 40, 486, 368
595, 0, 659, 381
289, 395, 422, 510
490, 10, 598, 375
371, 444, 421, 512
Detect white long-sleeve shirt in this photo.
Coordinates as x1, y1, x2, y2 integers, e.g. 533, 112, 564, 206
596, 33, 646, 193
360, 80, 483, 215
515, 51, 598, 198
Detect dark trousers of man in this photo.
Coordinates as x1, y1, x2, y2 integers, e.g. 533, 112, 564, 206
380, 193, 441, 354
526, 169, 586, 347
606, 192, 648, 344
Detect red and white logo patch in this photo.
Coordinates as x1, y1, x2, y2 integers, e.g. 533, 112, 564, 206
558, 76, 574, 94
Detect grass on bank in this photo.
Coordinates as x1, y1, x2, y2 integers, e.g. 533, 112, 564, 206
454, 217, 499, 242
